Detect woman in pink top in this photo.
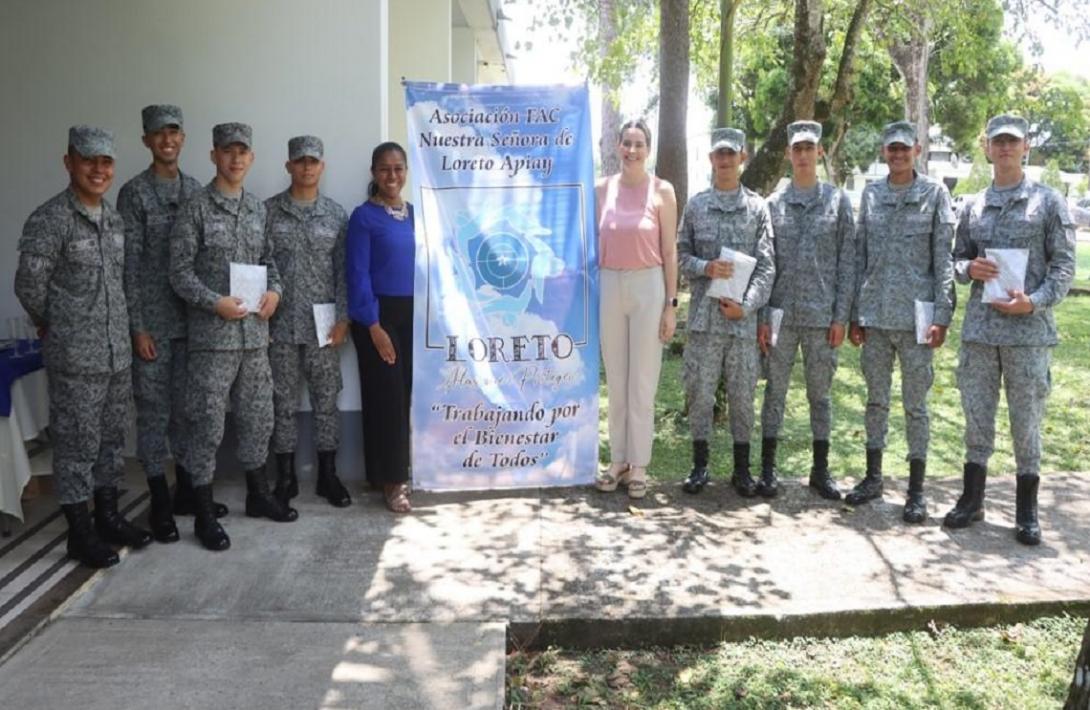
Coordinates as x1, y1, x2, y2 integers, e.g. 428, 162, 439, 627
594, 119, 679, 498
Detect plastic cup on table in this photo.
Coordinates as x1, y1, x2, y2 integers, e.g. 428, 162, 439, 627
25, 316, 40, 352
7, 317, 25, 358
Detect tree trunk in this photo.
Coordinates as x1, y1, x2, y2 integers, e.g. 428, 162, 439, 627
1065, 617, 1090, 709
817, 0, 872, 187
742, 0, 826, 195
717, 0, 743, 126
657, 0, 689, 214
598, 0, 622, 176
888, 13, 933, 174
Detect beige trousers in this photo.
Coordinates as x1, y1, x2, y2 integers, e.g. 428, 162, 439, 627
600, 266, 665, 467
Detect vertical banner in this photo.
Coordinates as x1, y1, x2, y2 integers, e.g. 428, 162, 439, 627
404, 82, 598, 491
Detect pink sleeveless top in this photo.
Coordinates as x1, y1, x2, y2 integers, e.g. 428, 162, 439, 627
598, 176, 664, 270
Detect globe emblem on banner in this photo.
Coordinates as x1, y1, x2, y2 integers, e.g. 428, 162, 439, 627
469, 229, 532, 296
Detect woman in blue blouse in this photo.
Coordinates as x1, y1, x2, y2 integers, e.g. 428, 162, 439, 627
346, 142, 414, 513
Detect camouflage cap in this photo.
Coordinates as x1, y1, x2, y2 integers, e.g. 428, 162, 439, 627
986, 114, 1028, 140
710, 127, 745, 152
68, 125, 116, 159
787, 120, 822, 146
288, 135, 324, 161
142, 104, 184, 133
882, 120, 917, 147
212, 122, 252, 149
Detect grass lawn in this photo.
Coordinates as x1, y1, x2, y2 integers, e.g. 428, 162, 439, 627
1075, 239, 1090, 291
506, 615, 1084, 709
603, 285, 1090, 483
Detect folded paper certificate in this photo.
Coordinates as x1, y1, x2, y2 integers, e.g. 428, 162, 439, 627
982, 248, 1029, 304
229, 263, 267, 314
313, 303, 336, 347
914, 300, 934, 345
769, 308, 784, 347
705, 247, 757, 303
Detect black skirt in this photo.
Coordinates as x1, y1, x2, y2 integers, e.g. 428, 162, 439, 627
351, 296, 413, 485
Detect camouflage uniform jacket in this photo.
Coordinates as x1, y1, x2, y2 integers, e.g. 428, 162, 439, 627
117, 168, 202, 340
169, 183, 281, 351
677, 185, 775, 338
763, 182, 856, 328
953, 177, 1076, 346
15, 188, 131, 374
265, 190, 348, 345
853, 173, 956, 331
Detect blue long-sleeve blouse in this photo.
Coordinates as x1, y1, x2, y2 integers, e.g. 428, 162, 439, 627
345, 201, 415, 326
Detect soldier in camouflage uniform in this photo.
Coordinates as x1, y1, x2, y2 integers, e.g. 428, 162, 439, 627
847, 121, 956, 524
118, 104, 226, 544
944, 114, 1076, 546
169, 122, 296, 551
15, 126, 152, 568
758, 121, 855, 501
678, 127, 775, 496
266, 135, 351, 508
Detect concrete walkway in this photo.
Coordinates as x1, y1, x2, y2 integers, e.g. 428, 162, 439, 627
1, 471, 1088, 708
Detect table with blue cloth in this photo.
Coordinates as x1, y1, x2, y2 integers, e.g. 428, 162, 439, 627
0, 343, 47, 528
0, 345, 44, 417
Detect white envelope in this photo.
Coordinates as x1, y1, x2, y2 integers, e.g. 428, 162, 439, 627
229, 263, 267, 314
313, 303, 337, 347
705, 247, 757, 303
914, 300, 934, 345
981, 248, 1029, 304
769, 308, 784, 347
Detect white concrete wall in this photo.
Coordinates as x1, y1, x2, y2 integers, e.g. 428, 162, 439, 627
451, 27, 478, 84
388, 0, 451, 151
0, 0, 385, 328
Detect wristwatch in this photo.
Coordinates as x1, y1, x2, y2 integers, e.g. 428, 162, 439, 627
666, 297, 678, 308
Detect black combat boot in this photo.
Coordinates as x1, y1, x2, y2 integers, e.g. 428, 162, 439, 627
903, 459, 928, 524
61, 502, 119, 569
846, 448, 884, 505
93, 487, 152, 549
245, 467, 299, 522
173, 465, 229, 518
943, 462, 987, 528
1015, 474, 1041, 546
146, 476, 179, 543
316, 450, 351, 507
193, 484, 230, 551
808, 440, 841, 500
682, 440, 710, 494
757, 437, 780, 498
273, 452, 298, 506
730, 442, 758, 498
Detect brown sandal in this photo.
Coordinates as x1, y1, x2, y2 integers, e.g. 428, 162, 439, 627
384, 483, 412, 513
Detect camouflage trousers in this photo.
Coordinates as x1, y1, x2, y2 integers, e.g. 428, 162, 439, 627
48, 368, 132, 505
684, 330, 759, 443
181, 348, 273, 485
760, 325, 838, 440
958, 342, 1051, 475
269, 342, 342, 454
132, 337, 187, 478
861, 328, 933, 460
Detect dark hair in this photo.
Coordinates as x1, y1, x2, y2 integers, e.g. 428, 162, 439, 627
367, 141, 408, 198
618, 119, 652, 148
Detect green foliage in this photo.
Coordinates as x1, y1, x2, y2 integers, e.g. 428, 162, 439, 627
1040, 159, 1065, 192
954, 144, 993, 196
929, 0, 1023, 154
1012, 70, 1090, 172
831, 124, 883, 181
1075, 175, 1089, 198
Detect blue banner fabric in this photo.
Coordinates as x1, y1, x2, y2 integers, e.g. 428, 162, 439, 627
404, 82, 599, 491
